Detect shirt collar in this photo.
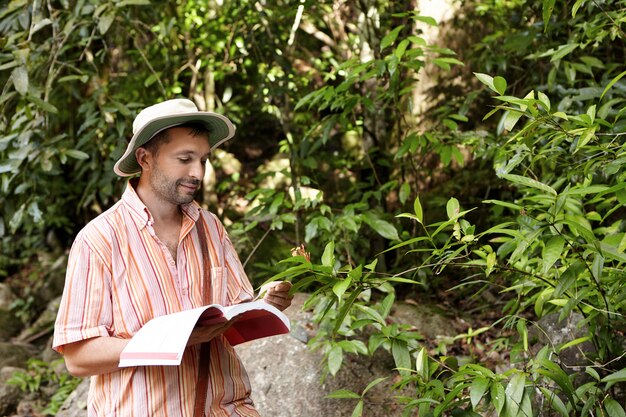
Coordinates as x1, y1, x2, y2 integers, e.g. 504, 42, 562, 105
121, 180, 202, 229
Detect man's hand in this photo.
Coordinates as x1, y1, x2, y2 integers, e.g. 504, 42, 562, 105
260, 281, 293, 311
187, 320, 234, 346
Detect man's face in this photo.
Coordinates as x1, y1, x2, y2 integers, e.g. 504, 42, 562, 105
144, 127, 211, 206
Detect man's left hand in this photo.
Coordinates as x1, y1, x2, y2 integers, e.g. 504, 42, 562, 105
261, 281, 293, 311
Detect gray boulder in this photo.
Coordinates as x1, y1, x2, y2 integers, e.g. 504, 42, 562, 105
0, 366, 24, 417
0, 283, 23, 341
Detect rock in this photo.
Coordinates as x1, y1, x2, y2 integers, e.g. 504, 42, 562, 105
235, 293, 407, 417
391, 301, 460, 339
16, 297, 60, 345
0, 283, 23, 341
530, 312, 595, 371
0, 366, 24, 416
0, 342, 38, 369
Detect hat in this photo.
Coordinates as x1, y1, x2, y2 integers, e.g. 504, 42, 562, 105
114, 98, 236, 176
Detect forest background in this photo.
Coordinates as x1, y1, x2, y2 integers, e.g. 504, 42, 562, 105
1, 0, 626, 416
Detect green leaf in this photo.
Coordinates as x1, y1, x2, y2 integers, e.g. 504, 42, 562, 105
591, 253, 603, 284
413, 194, 423, 223
412, 15, 438, 26
483, 199, 523, 211
98, 11, 115, 34
601, 368, 626, 385
326, 389, 361, 399
539, 387, 568, 416
381, 25, 404, 50
490, 382, 505, 415
601, 70, 626, 100
446, 197, 460, 220
116, 0, 151, 6
500, 174, 557, 195
351, 400, 364, 417
538, 91, 551, 111
362, 212, 399, 241
470, 377, 489, 409
517, 320, 528, 351
542, 236, 565, 274
542, 0, 556, 28
576, 126, 596, 150
604, 398, 626, 417
572, 0, 585, 17
474, 72, 500, 94
493, 76, 507, 95
362, 377, 387, 395
65, 149, 90, 160
414, 347, 428, 379
558, 336, 591, 353
12, 66, 28, 95
504, 373, 525, 416
31, 17, 52, 35
321, 241, 335, 268
502, 110, 523, 132
328, 345, 343, 376
26, 95, 58, 114
332, 276, 352, 300
485, 251, 496, 277
399, 182, 410, 205
391, 339, 411, 377
537, 359, 575, 404
551, 43, 579, 62
27, 202, 42, 223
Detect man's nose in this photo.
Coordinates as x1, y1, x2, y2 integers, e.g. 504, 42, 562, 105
189, 161, 205, 179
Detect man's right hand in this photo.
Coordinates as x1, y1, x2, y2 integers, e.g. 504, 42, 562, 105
186, 320, 235, 346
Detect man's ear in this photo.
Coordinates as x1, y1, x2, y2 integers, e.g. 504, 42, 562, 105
135, 147, 151, 171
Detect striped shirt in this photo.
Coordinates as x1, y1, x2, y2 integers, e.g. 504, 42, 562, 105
53, 182, 260, 417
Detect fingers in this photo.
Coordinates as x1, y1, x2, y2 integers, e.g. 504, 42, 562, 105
187, 321, 232, 346
263, 281, 294, 311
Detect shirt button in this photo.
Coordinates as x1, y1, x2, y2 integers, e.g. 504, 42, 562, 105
170, 260, 175, 266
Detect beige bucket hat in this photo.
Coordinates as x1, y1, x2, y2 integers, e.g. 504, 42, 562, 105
114, 99, 236, 177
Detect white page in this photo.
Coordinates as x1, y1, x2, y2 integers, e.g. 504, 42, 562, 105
119, 306, 209, 367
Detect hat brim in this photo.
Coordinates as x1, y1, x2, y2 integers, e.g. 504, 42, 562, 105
114, 112, 235, 177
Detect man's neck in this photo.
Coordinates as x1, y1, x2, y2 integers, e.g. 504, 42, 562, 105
134, 179, 182, 226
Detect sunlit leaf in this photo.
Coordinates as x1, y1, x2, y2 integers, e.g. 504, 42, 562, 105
542, 236, 565, 274
446, 197, 460, 220
351, 400, 364, 417
470, 377, 489, 409
362, 212, 399, 241
332, 276, 352, 300
600, 70, 626, 100
381, 25, 404, 50
328, 345, 343, 376
604, 399, 626, 417
500, 174, 557, 195
493, 76, 507, 95
321, 241, 335, 268
12, 66, 28, 95
391, 339, 411, 377
542, 0, 556, 28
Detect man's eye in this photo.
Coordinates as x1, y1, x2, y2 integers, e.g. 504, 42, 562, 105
179, 158, 190, 163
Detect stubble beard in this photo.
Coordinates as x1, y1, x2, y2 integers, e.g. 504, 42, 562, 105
151, 165, 199, 206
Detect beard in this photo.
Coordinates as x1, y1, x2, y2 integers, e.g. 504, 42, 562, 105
150, 164, 201, 206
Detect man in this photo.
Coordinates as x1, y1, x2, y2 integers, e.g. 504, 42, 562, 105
53, 98, 293, 416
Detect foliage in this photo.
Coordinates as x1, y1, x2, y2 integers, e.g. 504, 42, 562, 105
2, 0, 626, 415
7, 358, 82, 415
262, 0, 626, 415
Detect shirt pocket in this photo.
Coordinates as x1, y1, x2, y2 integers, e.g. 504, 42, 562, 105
208, 266, 227, 305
